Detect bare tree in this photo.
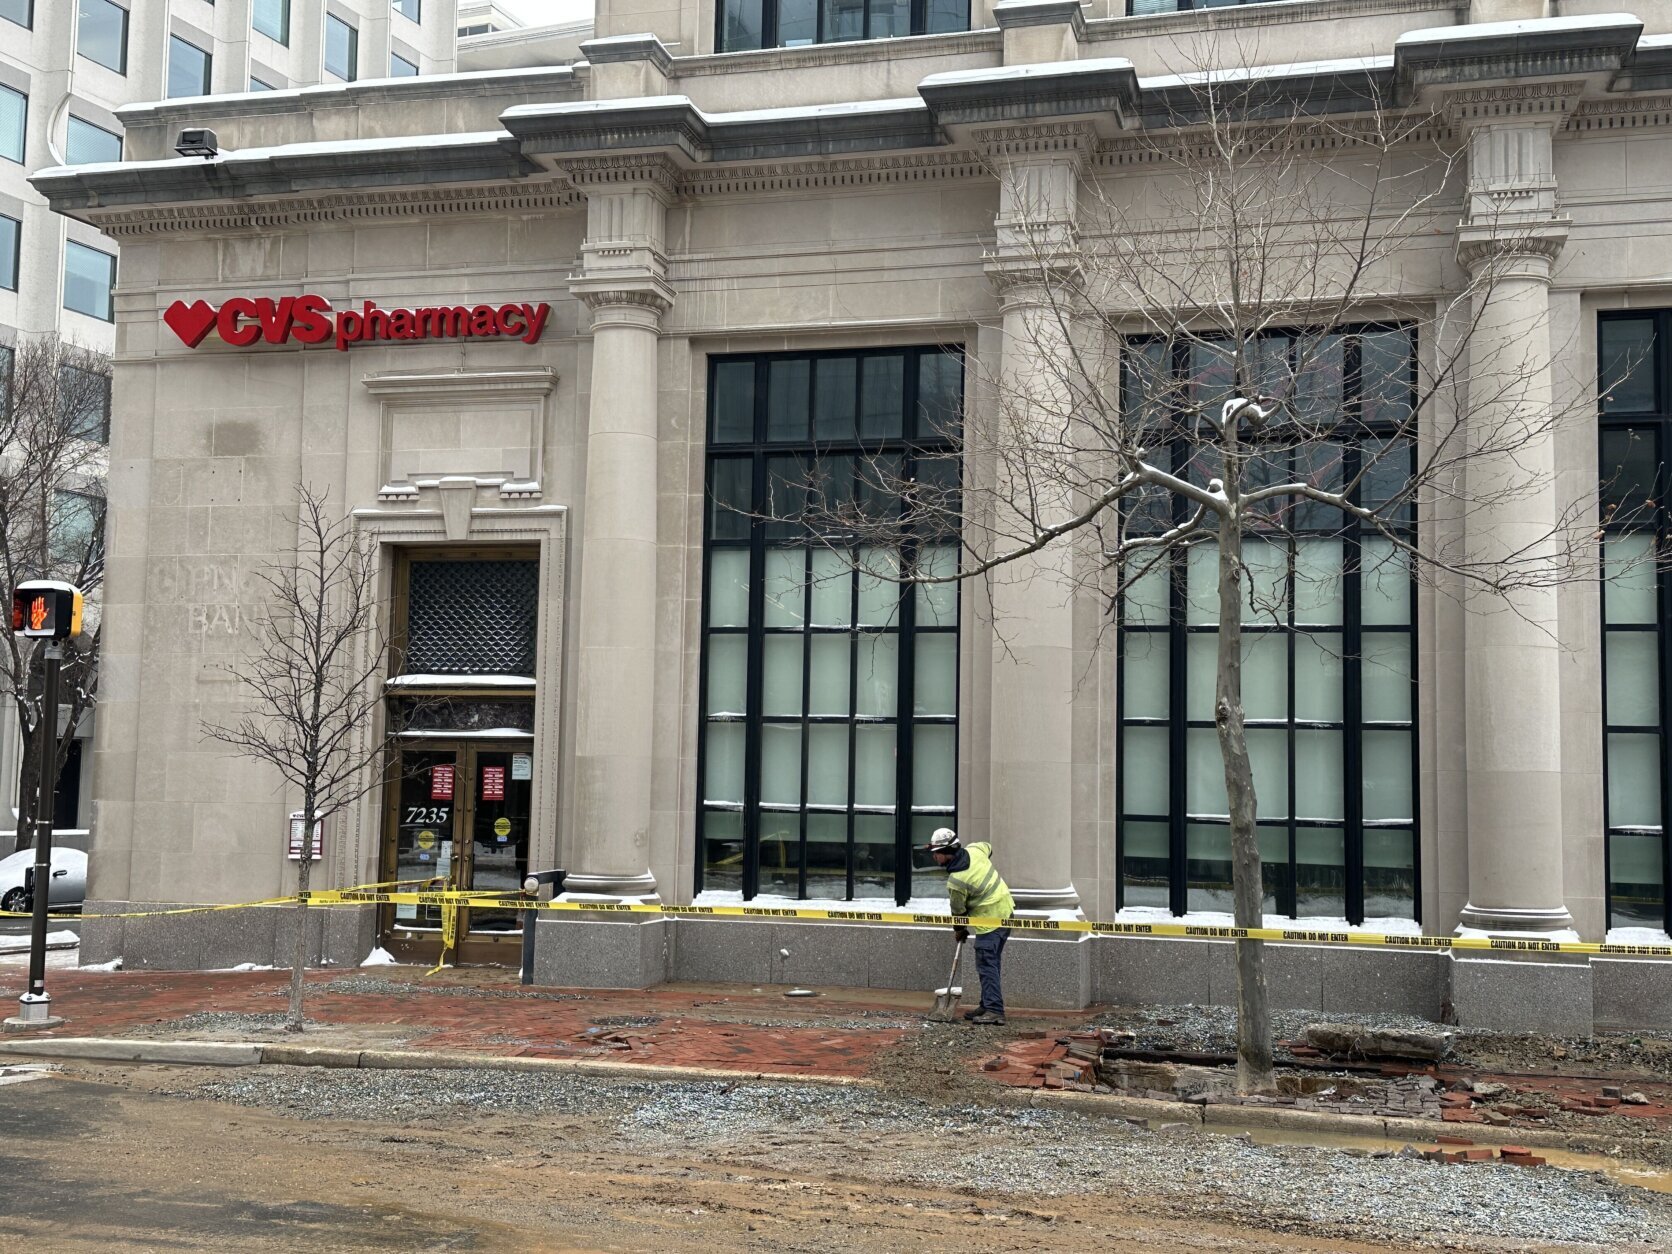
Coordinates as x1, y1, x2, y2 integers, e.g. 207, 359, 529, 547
782, 52, 1616, 1093
204, 485, 398, 1031
0, 336, 108, 857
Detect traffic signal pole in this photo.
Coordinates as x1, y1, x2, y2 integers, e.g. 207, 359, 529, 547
6, 642, 67, 1031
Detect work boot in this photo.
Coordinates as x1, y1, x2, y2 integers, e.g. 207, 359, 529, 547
962, 1009, 984, 1021
967, 1011, 1006, 1026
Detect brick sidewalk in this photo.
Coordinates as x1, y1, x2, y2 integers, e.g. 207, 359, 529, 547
0, 965, 992, 1078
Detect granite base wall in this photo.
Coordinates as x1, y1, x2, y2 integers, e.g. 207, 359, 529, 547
79, 901, 374, 971
68, 904, 1672, 1035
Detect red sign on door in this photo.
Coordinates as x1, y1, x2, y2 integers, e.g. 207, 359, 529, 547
431, 764, 455, 801
481, 766, 506, 802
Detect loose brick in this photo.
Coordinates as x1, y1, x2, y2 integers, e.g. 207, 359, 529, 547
1436, 1134, 1474, 1146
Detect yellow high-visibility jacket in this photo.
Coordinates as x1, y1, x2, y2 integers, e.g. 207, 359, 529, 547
947, 842, 1014, 935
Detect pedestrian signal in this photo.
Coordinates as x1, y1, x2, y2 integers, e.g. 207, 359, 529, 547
11, 581, 83, 640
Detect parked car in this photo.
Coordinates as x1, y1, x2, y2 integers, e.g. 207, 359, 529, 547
0, 846, 86, 914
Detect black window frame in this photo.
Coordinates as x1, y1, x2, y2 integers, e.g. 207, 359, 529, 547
65, 114, 122, 166
63, 239, 116, 322
167, 34, 213, 98
0, 213, 18, 293
0, 83, 25, 166
325, 13, 360, 82
1598, 309, 1672, 934
1116, 324, 1421, 926
698, 345, 964, 905
77, 0, 129, 75
59, 363, 111, 443
253, 0, 290, 45
1126, 0, 1271, 11
716, 0, 970, 53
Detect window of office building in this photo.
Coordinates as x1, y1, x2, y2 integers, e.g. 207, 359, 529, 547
50, 491, 103, 569
1, 0, 31, 31
168, 35, 212, 98
325, 14, 359, 81
719, 0, 968, 52
1599, 311, 1672, 932
0, 214, 17, 291
1127, 0, 1266, 10
250, 75, 276, 91
253, 0, 289, 44
700, 347, 963, 903
1117, 327, 1419, 923
394, 0, 421, 20
391, 52, 418, 76
59, 363, 111, 442
77, 0, 128, 74
0, 84, 24, 164
459, 22, 490, 34
63, 240, 115, 321
66, 115, 121, 166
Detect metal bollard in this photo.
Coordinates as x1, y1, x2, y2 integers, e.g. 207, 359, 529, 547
520, 868, 566, 986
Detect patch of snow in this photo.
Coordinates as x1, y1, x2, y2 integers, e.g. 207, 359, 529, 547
692, 889, 954, 914
1113, 906, 1423, 935
1455, 925, 1582, 943
1606, 926, 1672, 945
36, 131, 514, 181
502, 94, 692, 120
213, 962, 275, 972
1397, 13, 1641, 47
1140, 56, 1392, 92
361, 947, 400, 967
1639, 33, 1672, 50
400, 728, 533, 739
385, 673, 535, 687
920, 56, 1135, 90
79, 957, 122, 972
118, 64, 578, 114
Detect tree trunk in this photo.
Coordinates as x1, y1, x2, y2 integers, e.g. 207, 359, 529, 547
287, 795, 314, 1033
13, 722, 39, 855
1216, 515, 1275, 1094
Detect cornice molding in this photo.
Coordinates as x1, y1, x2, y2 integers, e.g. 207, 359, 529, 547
1441, 81, 1582, 129
81, 182, 581, 237
679, 149, 988, 196
970, 120, 1098, 164
1454, 220, 1570, 274
1567, 95, 1672, 133
558, 152, 683, 201
1092, 114, 1452, 168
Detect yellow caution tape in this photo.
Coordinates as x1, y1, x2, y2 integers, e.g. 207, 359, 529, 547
295, 890, 1672, 958
6, 879, 1668, 959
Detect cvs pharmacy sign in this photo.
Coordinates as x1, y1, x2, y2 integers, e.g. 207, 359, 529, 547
163, 294, 552, 353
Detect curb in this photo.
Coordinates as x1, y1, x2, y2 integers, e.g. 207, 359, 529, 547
1025, 1088, 1649, 1155
0, 1037, 879, 1088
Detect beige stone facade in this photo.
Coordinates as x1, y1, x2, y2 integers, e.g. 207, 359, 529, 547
30, 0, 1672, 1004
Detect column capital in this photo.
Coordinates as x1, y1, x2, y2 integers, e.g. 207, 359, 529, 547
969, 120, 1097, 170
1455, 221, 1569, 279
569, 280, 675, 328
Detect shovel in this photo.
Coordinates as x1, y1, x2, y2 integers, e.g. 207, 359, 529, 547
930, 938, 965, 1021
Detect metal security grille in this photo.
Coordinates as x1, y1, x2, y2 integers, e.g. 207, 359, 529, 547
406, 559, 538, 676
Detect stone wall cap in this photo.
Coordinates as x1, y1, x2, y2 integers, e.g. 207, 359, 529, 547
992, 0, 1087, 33
578, 32, 674, 74
919, 54, 1134, 89
1395, 12, 1643, 49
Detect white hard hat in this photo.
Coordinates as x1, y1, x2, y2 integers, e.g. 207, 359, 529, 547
923, 827, 959, 852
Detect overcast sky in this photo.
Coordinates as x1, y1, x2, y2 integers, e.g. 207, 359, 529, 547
494, 0, 596, 26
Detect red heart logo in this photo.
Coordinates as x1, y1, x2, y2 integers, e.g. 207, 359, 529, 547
163, 299, 218, 348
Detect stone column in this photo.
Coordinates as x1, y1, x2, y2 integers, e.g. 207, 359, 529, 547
977, 124, 1096, 914
563, 161, 677, 902
1453, 110, 1574, 935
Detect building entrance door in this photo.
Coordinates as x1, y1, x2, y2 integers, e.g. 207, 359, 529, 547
380, 740, 533, 966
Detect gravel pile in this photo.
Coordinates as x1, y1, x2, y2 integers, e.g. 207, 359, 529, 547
1092, 1004, 1460, 1055
130, 1012, 325, 1037
191, 1067, 1672, 1250
302, 976, 586, 1002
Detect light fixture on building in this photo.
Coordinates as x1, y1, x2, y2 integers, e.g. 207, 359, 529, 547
174, 128, 219, 159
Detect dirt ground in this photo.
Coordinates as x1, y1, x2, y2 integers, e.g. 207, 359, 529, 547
0, 1061, 1659, 1254
0, 1065, 1363, 1254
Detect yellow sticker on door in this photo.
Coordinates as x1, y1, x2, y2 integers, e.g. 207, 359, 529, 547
493, 816, 512, 840
417, 830, 437, 851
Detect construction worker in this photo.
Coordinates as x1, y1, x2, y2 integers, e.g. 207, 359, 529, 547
924, 827, 1013, 1025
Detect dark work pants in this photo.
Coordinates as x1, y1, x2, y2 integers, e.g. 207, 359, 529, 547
973, 927, 1010, 1016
